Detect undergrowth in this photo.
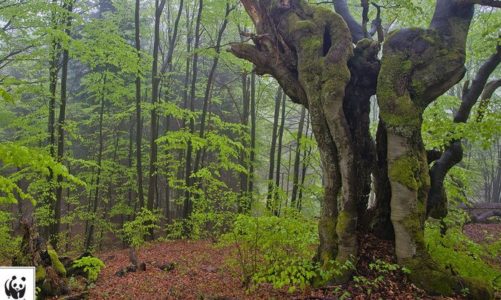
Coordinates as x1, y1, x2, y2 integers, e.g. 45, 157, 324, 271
425, 208, 501, 291
220, 210, 351, 292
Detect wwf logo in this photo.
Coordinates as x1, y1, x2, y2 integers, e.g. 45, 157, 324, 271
4, 276, 27, 300
0, 267, 34, 300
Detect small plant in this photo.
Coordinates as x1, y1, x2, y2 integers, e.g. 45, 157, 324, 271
369, 259, 410, 274
72, 256, 105, 282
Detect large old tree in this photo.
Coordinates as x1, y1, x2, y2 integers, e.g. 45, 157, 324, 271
230, 0, 501, 297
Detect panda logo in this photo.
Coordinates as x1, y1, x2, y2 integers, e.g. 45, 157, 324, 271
4, 275, 26, 299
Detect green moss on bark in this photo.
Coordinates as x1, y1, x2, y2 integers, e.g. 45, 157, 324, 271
47, 248, 66, 277
402, 258, 494, 298
389, 156, 420, 190
36, 266, 46, 282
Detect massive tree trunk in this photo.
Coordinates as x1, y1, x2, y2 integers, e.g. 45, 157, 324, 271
232, 0, 362, 280
231, 0, 495, 296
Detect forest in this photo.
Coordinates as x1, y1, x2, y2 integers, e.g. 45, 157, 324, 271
0, 0, 500, 299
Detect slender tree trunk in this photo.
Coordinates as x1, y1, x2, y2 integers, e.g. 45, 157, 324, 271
274, 91, 286, 215
127, 116, 134, 224
298, 116, 312, 211
85, 74, 107, 251
147, 0, 167, 211
52, 0, 73, 249
45, 0, 61, 241
291, 106, 306, 207
193, 3, 232, 178
239, 72, 250, 212
266, 88, 282, 210
134, 0, 145, 209
248, 72, 257, 202
183, 0, 203, 223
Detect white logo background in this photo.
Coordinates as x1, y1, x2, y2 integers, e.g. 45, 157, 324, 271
0, 267, 35, 300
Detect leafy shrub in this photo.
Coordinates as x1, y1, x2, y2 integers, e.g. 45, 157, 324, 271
121, 208, 161, 248
165, 220, 186, 240
425, 209, 501, 290
221, 211, 347, 292
72, 256, 105, 282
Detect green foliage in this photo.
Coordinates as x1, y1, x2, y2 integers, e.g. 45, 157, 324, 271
121, 208, 161, 248
423, 95, 500, 150
221, 212, 332, 292
0, 142, 82, 205
0, 211, 20, 262
72, 256, 105, 282
425, 209, 501, 291
165, 220, 187, 240
191, 210, 236, 240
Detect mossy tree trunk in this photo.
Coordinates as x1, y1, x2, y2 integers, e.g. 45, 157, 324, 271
231, 0, 378, 280
231, 0, 498, 296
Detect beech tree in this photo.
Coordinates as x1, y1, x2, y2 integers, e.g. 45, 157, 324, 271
230, 0, 500, 296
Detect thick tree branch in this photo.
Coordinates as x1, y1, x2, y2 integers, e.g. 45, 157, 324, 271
427, 45, 501, 218
229, 42, 307, 105
430, 0, 474, 49
332, 0, 366, 42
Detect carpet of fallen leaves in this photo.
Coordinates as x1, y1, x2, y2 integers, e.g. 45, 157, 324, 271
463, 223, 501, 244
82, 231, 476, 300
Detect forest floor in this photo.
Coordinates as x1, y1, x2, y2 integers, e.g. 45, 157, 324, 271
77, 224, 501, 300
